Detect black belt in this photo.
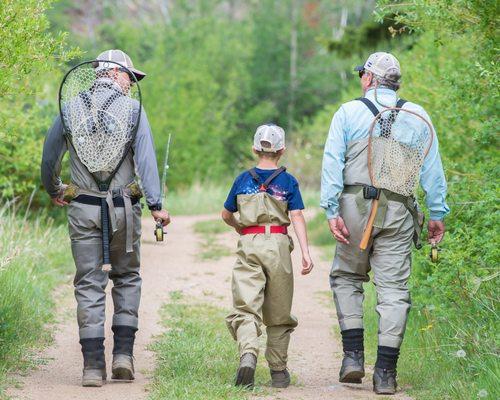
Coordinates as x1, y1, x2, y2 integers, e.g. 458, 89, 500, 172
73, 194, 139, 207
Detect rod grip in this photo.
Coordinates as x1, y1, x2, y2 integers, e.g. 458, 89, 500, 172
359, 199, 379, 250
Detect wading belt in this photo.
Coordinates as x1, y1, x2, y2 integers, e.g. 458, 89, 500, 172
71, 189, 140, 256
241, 225, 288, 235
343, 185, 423, 249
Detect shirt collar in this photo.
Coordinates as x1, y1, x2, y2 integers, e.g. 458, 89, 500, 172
364, 87, 398, 106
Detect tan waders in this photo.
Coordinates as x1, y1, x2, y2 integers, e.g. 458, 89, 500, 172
226, 192, 298, 374
331, 139, 418, 349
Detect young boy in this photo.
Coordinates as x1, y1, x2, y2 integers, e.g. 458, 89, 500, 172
222, 123, 314, 389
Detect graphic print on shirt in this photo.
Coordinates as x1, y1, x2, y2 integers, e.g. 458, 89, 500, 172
224, 168, 304, 213
240, 180, 288, 201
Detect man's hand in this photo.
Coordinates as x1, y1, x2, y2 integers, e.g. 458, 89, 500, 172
51, 184, 68, 207
152, 210, 171, 226
328, 216, 350, 244
301, 253, 314, 275
428, 220, 445, 244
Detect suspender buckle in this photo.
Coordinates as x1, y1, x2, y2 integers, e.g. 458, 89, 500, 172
363, 185, 381, 200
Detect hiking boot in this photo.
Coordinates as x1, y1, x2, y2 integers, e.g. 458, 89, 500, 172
339, 350, 365, 384
270, 369, 291, 388
373, 367, 397, 395
111, 354, 135, 381
81, 338, 106, 387
82, 367, 107, 387
235, 353, 257, 388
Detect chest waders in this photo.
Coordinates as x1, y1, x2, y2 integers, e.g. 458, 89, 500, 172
59, 60, 142, 271
355, 97, 424, 249
225, 166, 298, 373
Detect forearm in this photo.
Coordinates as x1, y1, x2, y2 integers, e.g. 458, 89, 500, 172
41, 116, 66, 197
221, 209, 239, 230
320, 109, 346, 219
133, 109, 161, 207
420, 141, 450, 220
290, 210, 310, 256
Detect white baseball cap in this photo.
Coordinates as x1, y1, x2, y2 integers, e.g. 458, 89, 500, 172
94, 49, 146, 81
354, 52, 401, 78
253, 124, 285, 153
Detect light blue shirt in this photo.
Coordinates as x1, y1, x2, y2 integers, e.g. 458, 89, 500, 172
320, 88, 449, 221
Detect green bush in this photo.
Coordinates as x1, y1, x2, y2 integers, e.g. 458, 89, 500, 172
0, 207, 73, 394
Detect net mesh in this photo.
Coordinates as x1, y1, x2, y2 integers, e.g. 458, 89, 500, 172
369, 108, 433, 196
59, 61, 140, 173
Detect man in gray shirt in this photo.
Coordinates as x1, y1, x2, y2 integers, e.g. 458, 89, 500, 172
41, 49, 170, 387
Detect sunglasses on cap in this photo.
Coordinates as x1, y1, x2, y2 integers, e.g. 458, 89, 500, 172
358, 69, 366, 78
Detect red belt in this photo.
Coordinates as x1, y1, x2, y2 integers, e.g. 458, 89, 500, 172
241, 225, 288, 235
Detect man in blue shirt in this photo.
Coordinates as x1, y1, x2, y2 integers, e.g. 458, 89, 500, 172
320, 52, 449, 394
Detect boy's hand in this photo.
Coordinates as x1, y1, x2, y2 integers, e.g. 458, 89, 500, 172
152, 209, 171, 226
328, 217, 350, 244
301, 253, 314, 275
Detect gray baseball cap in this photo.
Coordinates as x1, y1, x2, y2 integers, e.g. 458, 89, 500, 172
253, 123, 285, 153
94, 49, 146, 81
354, 52, 401, 77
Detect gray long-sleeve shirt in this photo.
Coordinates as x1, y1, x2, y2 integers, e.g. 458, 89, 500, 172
41, 108, 161, 207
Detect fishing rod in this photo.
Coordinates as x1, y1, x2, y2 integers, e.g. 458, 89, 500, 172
155, 133, 172, 241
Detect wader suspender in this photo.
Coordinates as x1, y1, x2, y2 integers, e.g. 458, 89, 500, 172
77, 90, 126, 268
356, 97, 407, 137
248, 166, 287, 192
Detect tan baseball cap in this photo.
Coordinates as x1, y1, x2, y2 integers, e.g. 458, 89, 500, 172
94, 49, 146, 81
253, 124, 286, 153
354, 52, 401, 78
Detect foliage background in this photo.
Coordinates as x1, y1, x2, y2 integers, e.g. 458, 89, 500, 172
0, 0, 498, 399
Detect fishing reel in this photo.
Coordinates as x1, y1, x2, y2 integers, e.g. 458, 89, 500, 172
155, 219, 165, 242
430, 243, 439, 263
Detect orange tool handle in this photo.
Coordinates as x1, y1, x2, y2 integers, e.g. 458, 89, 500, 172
359, 199, 379, 250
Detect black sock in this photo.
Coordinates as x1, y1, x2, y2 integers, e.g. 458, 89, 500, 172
112, 325, 137, 356
375, 346, 400, 370
80, 337, 105, 368
341, 329, 364, 352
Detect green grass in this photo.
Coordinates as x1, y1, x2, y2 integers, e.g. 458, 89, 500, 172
362, 281, 499, 399
193, 219, 232, 261
193, 219, 228, 235
149, 300, 269, 400
166, 183, 230, 216
0, 207, 73, 396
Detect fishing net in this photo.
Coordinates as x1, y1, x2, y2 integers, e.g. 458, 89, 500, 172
59, 60, 141, 174
368, 108, 434, 196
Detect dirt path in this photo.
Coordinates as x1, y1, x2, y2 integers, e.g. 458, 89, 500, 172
7, 215, 411, 400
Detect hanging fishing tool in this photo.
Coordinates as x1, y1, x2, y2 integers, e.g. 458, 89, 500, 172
430, 242, 439, 263
155, 133, 172, 241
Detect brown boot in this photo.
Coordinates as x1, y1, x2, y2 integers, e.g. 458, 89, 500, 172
80, 338, 106, 387
111, 354, 135, 381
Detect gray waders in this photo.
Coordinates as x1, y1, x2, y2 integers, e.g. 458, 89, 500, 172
331, 139, 423, 349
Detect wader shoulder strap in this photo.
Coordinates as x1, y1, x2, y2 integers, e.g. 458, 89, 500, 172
356, 97, 380, 117
356, 97, 408, 117
248, 166, 287, 192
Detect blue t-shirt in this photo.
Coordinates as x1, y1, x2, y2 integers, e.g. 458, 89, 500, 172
224, 167, 304, 212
